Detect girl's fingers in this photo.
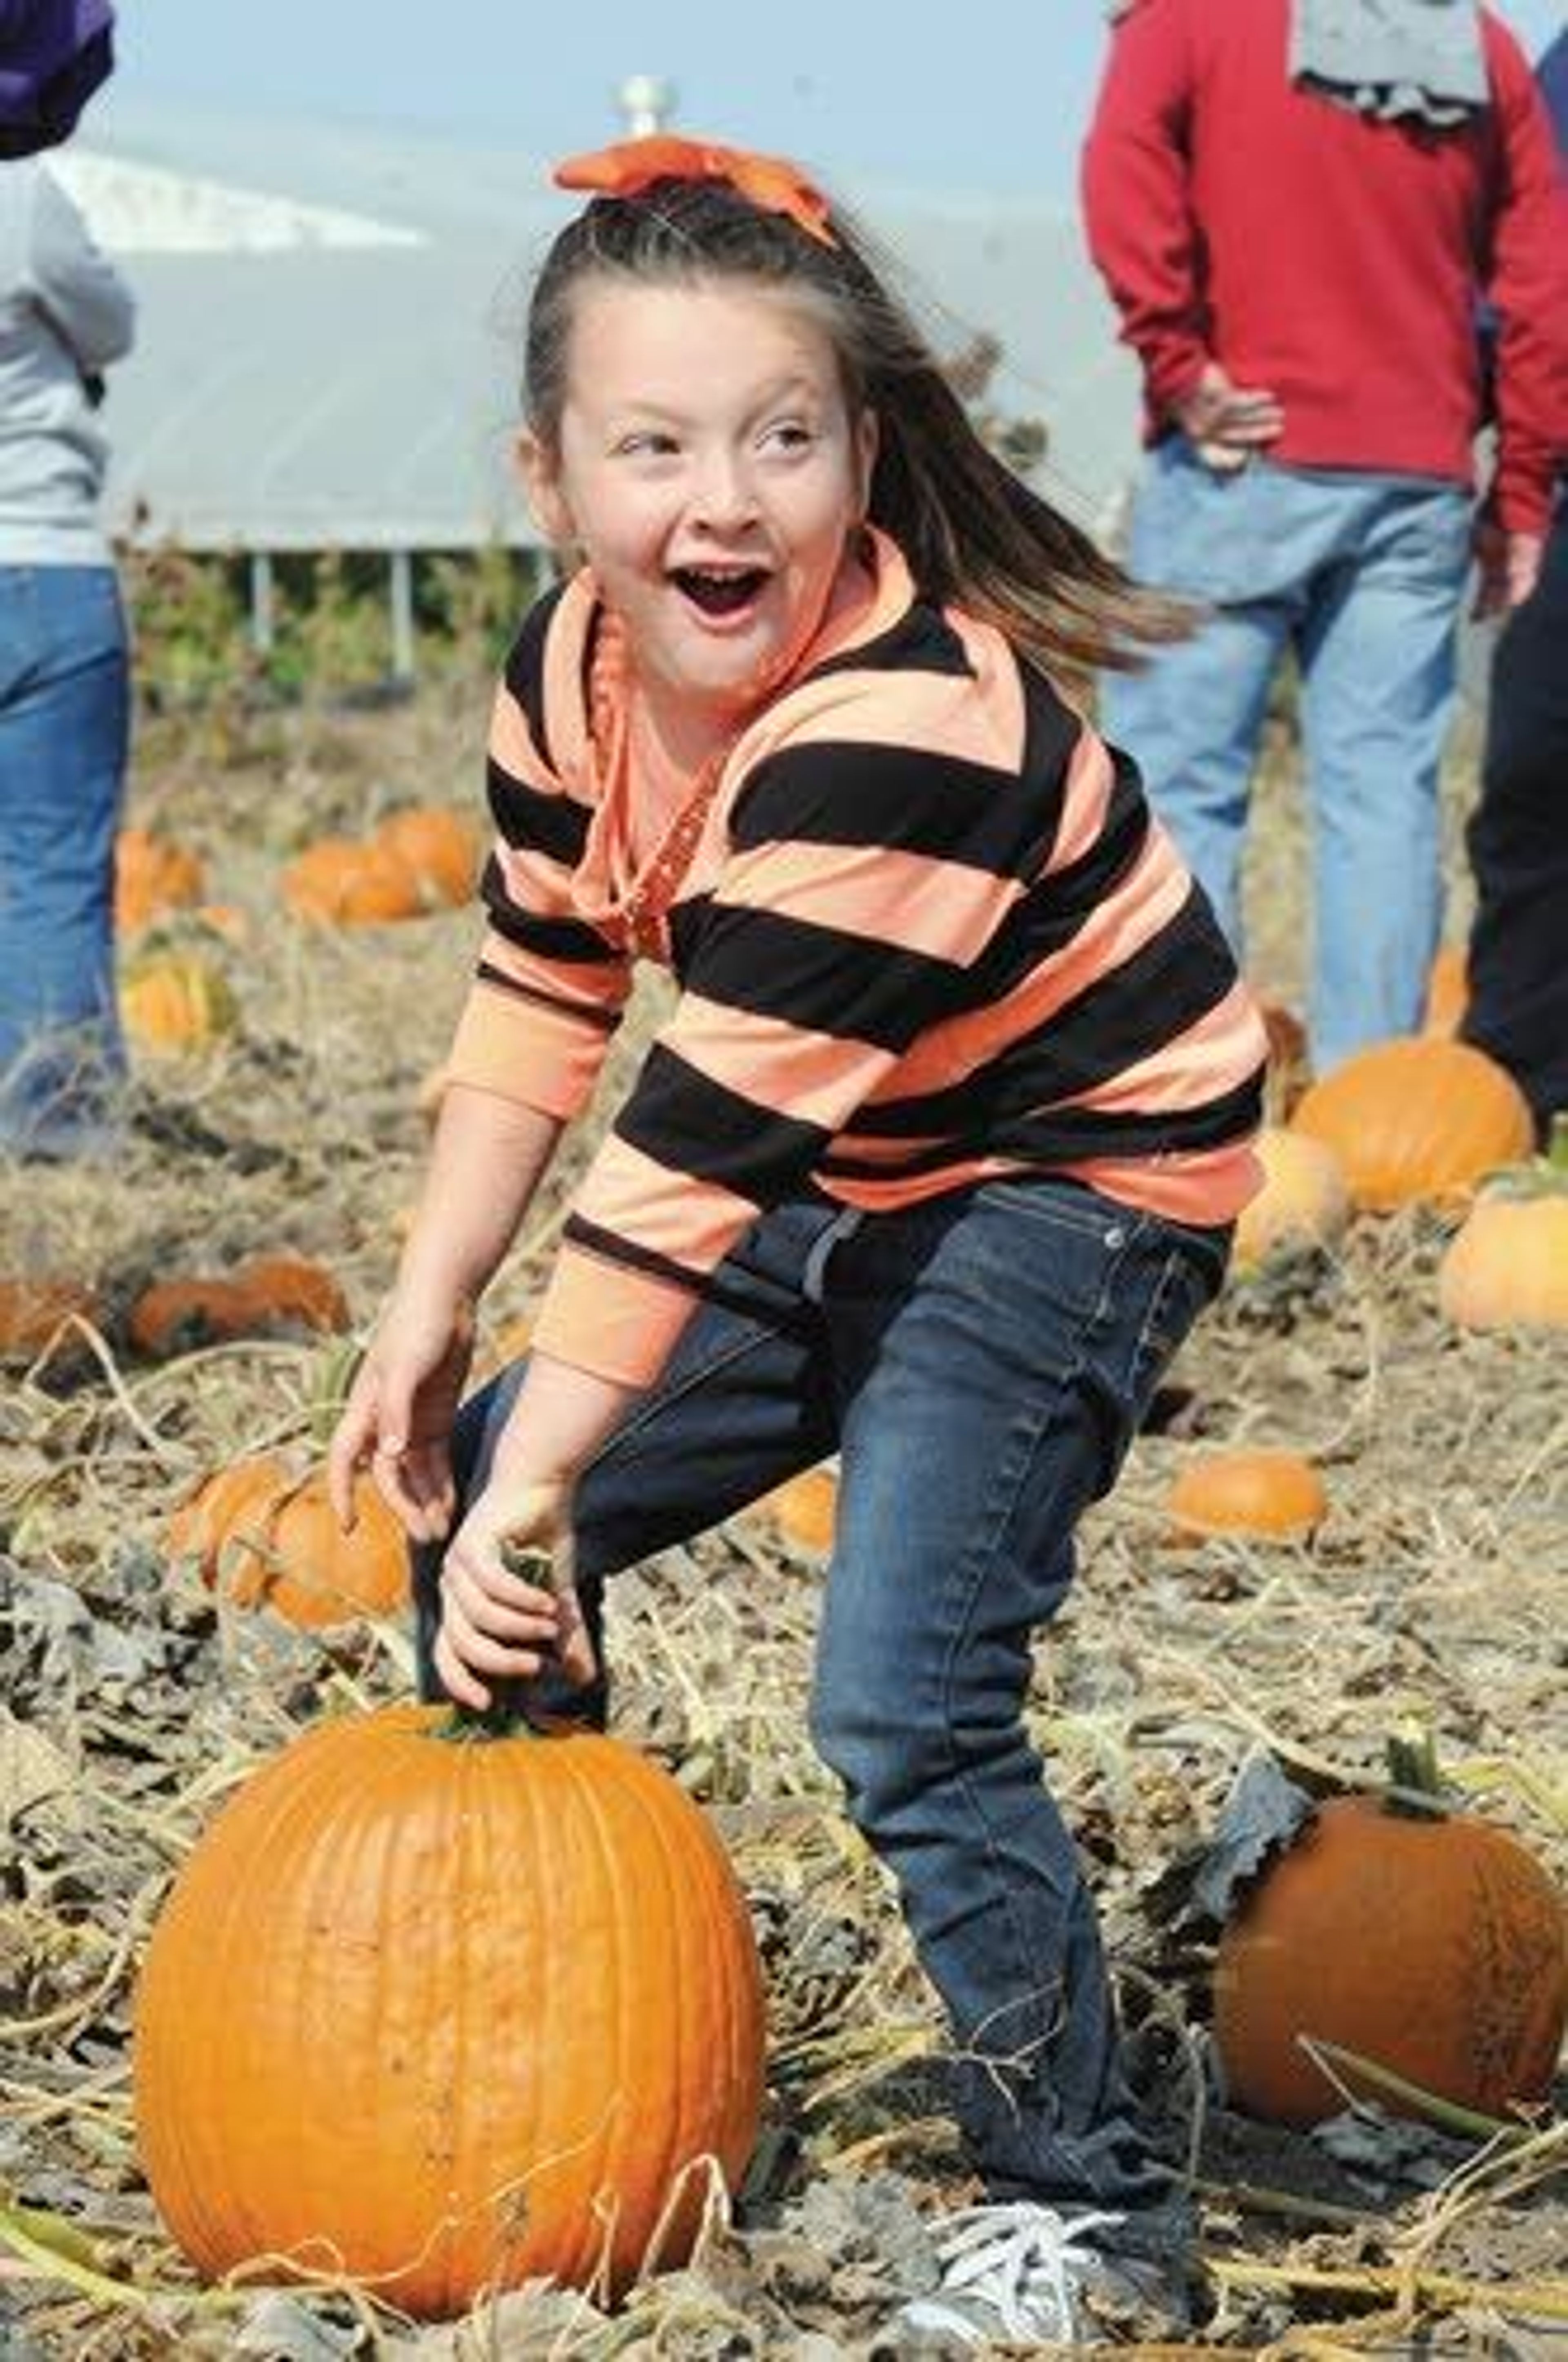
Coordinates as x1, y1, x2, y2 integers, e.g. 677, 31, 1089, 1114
441, 1559, 559, 1644
326, 1397, 377, 1527
434, 1629, 490, 1712
439, 1593, 555, 1677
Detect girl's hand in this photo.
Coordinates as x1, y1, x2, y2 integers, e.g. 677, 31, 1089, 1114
434, 1478, 599, 1712
327, 1293, 477, 1543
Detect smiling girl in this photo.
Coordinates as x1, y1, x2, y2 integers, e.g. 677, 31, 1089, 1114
330, 137, 1266, 2349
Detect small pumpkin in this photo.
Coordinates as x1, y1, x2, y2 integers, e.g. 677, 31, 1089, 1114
1167, 1448, 1327, 1541
1289, 1037, 1533, 1212
1255, 995, 1312, 1121
133, 1702, 766, 2315
120, 951, 238, 1054
374, 805, 481, 908
1214, 1731, 1567, 2126
1437, 1115, 1568, 1330
165, 1455, 408, 1628
754, 1463, 838, 1554
280, 836, 423, 926
115, 827, 206, 934
0, 1275, 98, 1360
1232, 1128, 1350, 1274
128, 1254, 349, 1358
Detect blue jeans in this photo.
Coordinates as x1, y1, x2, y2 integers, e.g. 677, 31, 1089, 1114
415, 1179, 1229, 2215
0, 562, 130, 1158
1101, 448, 1472, 1073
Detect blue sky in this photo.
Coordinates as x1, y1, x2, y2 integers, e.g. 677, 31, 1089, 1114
93, 2, 1568, 203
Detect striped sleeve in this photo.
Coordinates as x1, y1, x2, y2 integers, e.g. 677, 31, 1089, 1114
530, 724, 1049, 1384
445, 604, 633, 1120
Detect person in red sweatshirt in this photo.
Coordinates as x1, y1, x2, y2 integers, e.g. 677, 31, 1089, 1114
1082, 0, 1568, 1077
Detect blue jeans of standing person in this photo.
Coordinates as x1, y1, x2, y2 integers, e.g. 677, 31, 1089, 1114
1100, 447, 1472, 1075
414, 1178, 1229, 2218
1462, 497, 1568, 1140
0, 562, 130, 1158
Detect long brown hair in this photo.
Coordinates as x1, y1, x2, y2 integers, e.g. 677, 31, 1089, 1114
524, 175, 1189, 680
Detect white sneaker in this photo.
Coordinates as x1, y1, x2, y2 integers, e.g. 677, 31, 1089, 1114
892, 2201, 1190, 2349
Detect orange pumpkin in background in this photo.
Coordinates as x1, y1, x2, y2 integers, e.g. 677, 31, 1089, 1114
1289, 1038, 1533, 1211
374, 804, 481, 908
1232, 1128, 1351, 1273
1167, 1448, 1328, 1541
754, 1463, 839, 1553
1215, 1747, 1566, 2127
165, 1456, 407, 1628
133, 1704, 766, 2316
120, 951, 237, 1053
1437, 1117, 1568, 1330
128, 1253, 350, 1358
0, 1276, 99, 1359
115, 827, 206, 933
280, 836, 423, 925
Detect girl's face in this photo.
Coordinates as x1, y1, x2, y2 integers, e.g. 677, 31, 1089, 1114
521, 277, 878, 751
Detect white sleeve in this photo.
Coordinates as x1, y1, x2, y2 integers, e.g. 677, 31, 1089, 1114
26, 167, 136, 370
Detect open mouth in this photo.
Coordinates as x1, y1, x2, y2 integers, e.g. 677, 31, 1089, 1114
673, 565, 768, 617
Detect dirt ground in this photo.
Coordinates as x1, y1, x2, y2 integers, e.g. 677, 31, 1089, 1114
1, 677, 1563, 2358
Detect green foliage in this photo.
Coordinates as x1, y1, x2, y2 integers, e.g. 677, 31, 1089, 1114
120, 542, 548, 718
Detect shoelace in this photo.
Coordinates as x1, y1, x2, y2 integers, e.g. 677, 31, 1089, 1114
925, 2203, 1127, 2338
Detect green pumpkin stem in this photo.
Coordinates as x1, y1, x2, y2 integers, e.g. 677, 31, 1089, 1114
1383, 1718, 1451, 1819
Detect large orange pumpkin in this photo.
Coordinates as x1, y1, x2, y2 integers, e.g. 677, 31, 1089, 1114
1289, 1038, 1532, 1211
165, 1456, 407, 1628
132, 1704, 766, 2315
1214, 1786, 1566, 2127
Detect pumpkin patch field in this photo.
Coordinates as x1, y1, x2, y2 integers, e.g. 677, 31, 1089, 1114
1, 680, 1564, 2358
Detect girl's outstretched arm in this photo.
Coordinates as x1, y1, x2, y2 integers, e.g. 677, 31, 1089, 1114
328, 1084, 564, 1539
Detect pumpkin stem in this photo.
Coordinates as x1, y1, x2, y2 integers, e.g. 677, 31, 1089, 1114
1383, 1718, 1451, 1819
436, 1687, 540, 1744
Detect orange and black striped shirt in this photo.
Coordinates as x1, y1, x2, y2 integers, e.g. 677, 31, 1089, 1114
448, 531, 1266, 1387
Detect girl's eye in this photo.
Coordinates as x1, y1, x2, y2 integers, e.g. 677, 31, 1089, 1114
761, 421, 814, 454
617, 431, 678, 459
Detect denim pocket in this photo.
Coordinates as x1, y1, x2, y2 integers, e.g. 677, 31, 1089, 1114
1130, 443, 1315, 607
1126, 1227, 1228, 1412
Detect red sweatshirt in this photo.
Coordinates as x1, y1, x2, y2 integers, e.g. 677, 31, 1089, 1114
1081, 0, 1568, 531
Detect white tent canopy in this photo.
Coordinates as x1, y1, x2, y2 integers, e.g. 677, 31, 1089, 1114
60, 98, 1142, 560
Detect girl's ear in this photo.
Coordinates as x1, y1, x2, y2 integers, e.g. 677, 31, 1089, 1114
516, 430, 575, 546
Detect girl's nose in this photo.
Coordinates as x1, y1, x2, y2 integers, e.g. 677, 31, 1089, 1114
689, 451, 757, 529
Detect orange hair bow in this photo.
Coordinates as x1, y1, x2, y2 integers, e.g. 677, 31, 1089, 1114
553, 135, 837, 249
